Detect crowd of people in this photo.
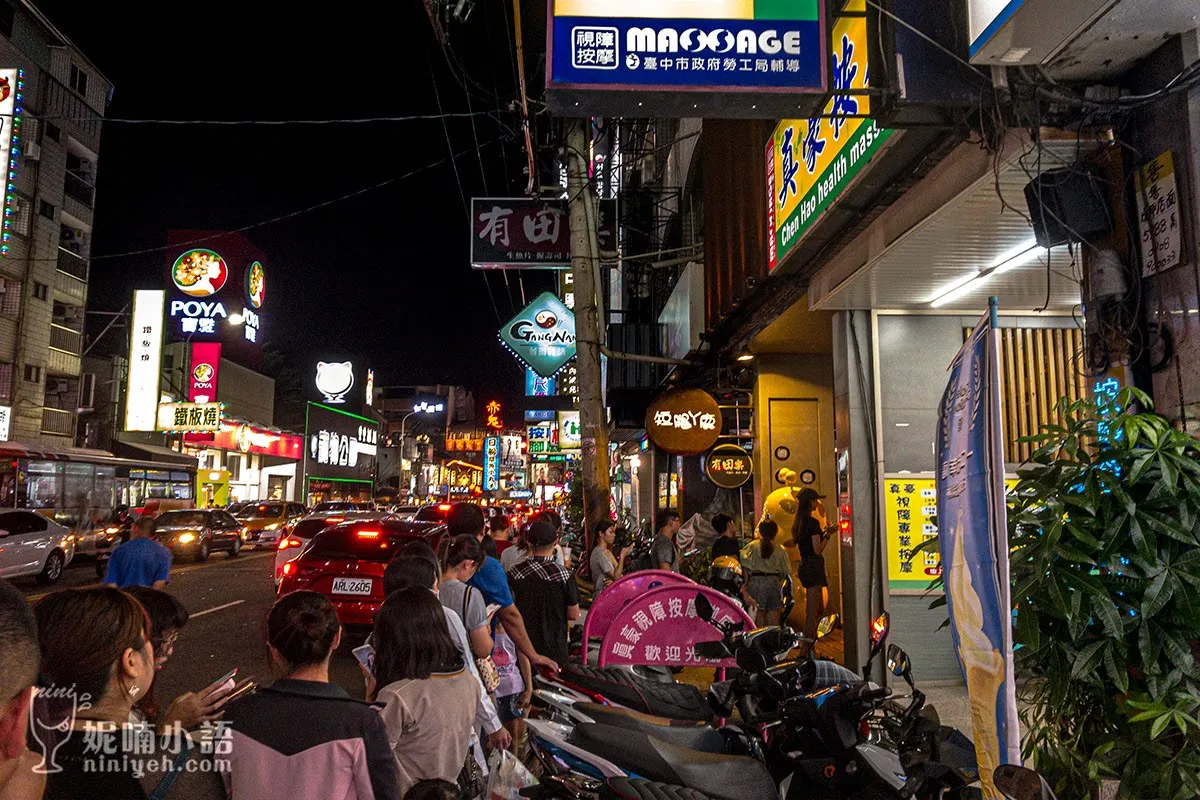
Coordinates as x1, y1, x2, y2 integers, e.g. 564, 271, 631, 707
0, 502, 584, 800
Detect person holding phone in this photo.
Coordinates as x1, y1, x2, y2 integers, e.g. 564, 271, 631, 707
792, 488, 832, 647
222, 591, 398, 800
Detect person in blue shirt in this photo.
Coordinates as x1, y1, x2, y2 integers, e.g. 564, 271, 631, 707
448, 503, 559, 674
104, 516, 172, 589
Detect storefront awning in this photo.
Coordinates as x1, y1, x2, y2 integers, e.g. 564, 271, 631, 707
111, 441, 198, 468
808, 131, 1099, 313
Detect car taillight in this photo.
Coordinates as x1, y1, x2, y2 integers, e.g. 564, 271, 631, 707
325, 516, 344, 524
357, 530, 380, 539
282, 562, 294, 575
437, 504, 452, 511
278, 537, 302, 550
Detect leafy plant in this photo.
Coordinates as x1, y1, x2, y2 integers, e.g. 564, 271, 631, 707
1009, 387, 1200, 798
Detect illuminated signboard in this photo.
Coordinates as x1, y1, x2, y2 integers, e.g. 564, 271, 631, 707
365, 369, 375, 406
525, 409, 556, 423
172, 249, 228, 297
646, 387, 722, 455
527, 422, 558, 454
188, 342, 222, 403
0, 404, 11, 442
125, 290, 166, 432
305, 402, 379, 483
471, 198, 617, 269
705, 444, 753, 489
558, 410, 582, 450
526, 368, 556, 397
246, 260, 266, 308
157, 402, 222, 433
315, 361, 354, 404
0, 69, 24, 258
483, 436, 501, 491
186, 422, 303, 459
239, 307, 261, 343
485, 400, 504, 431
499, 292, 577, 378
547, 0, 827, 115
767, 6, 893, 270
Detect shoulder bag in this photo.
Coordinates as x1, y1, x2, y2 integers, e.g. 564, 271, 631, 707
463, 586, 501, 694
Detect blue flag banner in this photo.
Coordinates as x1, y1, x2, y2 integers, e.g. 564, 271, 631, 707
935, 299, 1020, 797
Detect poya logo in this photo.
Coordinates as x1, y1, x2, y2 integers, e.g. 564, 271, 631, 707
626, 27, 806, 56
193, 362, 215, 385
499, 292, 577, 379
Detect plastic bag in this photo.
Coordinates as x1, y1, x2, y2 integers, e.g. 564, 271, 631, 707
486, 748, 537, 800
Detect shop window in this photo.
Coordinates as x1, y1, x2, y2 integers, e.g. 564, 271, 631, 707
227, 455, 241, 483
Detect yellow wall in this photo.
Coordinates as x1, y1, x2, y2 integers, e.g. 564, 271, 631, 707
752, 353, 841, 620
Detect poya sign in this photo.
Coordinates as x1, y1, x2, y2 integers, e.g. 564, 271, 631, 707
646, 387, 722, 456
499, 292, 577, 378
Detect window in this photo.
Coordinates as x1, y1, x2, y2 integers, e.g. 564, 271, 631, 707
31, 282, 47, 301
38, 200, 54, 220
0, 511, 50, 535
68, 64, 88, 96
44, 122, 60, 143
227, 454, 241, 482
11, 195, 30, 237
24, 462, 61, 509
162, 353, 174, 370
22, 364, 40, 383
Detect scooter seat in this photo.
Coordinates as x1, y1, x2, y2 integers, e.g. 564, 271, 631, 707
574, 703, 725, 753
607, 777, 712, 800
569, 723, 775, 800
560, 664, 710, 721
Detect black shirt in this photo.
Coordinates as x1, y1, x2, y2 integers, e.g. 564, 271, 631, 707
710, 536, 742, 561
509, 555, 581, 667
797, 516, 822, 559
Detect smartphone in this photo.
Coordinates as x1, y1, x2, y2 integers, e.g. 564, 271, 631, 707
485, 603, 502, 620
222, 678, 257, 704
203, 668, 237, 695
352, 644, 375, 675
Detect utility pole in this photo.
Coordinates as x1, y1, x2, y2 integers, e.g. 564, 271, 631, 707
565, 118, 610, 539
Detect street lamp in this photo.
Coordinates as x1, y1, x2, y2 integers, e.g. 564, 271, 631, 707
398, 402, 444, 495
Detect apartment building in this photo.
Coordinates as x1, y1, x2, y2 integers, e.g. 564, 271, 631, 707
0, 0, 109, 445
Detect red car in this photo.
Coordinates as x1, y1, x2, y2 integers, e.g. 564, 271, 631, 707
276, 519, 448, 628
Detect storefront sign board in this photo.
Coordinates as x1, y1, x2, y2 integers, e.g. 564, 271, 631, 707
597, 584, 754, 668
646, 387, 721, 455
1134, 150, 1181, 277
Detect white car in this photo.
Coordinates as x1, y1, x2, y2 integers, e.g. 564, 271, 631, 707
0, 510, 76, 583
274, 510, 394, 585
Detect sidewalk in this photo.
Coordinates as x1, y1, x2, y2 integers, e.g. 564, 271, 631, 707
916, 682, 974, 741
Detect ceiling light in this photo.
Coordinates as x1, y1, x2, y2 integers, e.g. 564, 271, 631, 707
736, 353, 756, 362
895, 422, 910, 427
927, 271, 980, 304
929, 238, 1047, 308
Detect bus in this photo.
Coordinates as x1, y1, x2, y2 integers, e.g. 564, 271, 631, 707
0, 444, 197, 556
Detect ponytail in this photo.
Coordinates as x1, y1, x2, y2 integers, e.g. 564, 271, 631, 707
758, 520, 778, 560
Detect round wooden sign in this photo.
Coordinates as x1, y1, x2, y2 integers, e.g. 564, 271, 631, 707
705, 444, 753, 489
646, 387, 722, 456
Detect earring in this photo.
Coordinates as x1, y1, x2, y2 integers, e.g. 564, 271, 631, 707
128, 684, 140, 698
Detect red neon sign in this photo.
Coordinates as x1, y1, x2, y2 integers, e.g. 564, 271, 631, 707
185, 422, 302, 459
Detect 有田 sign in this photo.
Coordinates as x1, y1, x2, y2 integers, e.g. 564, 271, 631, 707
768, 8, 893, 270
499, 292, 578, 378
125, 290, 166, 432
472, 198, 615, 269
0, 404, 11, 442
157, 402, 222, 433
548, 0, 826, 100
705, 444, 753, 489
1135, 150, 1181, 278
646, 387, 721, 456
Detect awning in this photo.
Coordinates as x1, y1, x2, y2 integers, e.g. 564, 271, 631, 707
808, 130, 1100, 313
0, 440, 120, 462
111, 441, 198, 468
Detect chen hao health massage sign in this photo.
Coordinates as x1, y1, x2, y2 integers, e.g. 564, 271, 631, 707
646, 387, 722, 456
767, 1, 893, 270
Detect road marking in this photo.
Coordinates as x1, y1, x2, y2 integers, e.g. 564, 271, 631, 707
24, 552, 272, 602
190, 600, 245, 618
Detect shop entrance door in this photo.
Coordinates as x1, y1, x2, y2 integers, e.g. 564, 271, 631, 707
767, 398, 823, 493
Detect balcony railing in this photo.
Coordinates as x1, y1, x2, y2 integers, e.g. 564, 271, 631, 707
49, 323, 82, 354
64, 171, 95, 208
41, 407, 74, 437
57, 247, 88, 281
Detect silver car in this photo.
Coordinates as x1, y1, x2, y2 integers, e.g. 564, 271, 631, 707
0, 510, 76, 583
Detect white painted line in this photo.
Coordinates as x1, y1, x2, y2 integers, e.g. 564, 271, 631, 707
190, 600, 245, 618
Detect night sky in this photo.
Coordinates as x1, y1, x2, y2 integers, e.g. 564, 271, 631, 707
36, 2, 549, 405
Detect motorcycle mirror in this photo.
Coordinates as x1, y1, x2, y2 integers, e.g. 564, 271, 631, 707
694, 640, 729, 659
694, 592, 715, 623
886, 644, 912, 680
993, 765, 1056, 800
869, 611, 890, 652
815, 614, 839, 640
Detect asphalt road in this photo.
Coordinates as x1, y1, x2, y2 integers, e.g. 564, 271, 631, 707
12, 548, 371, 705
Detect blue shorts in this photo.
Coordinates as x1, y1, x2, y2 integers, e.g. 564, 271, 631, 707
496, 693, 526, 724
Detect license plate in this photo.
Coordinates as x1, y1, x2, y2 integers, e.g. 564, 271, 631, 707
331, 577, 373, 596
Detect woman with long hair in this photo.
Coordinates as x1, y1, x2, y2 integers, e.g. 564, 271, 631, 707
222, 590, 398, 800
439, 534, 493, 658
792, 488, 832, 644
741, 520, 792, 626
35, 587, 224, 799
372, 587, 480, 796
589, 519, 632, 594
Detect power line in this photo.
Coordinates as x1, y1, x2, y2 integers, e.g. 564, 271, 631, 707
39, 111, 503, 126
88, 136, 506, 261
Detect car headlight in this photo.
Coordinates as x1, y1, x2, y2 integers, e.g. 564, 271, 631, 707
263, 523, 281, 531
105, 526, 121, 534
177, 532, 196, 544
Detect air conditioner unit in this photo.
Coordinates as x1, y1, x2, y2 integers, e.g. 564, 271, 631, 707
25, 140, 41, 161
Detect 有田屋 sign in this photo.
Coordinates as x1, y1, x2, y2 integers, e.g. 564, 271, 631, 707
705, 444, 753, 489
483, 436, 501, 492
0, 69, 25, 259
157, 402, 222, 433
499, 292, 578, 378
472, 198, 615, 269
768, 8, 893, 271
125, 290, 166, 432
1135, 151, 1181, 277
646, 387, 722, 456
547, 0, 827, 115
188, 342, 222, 403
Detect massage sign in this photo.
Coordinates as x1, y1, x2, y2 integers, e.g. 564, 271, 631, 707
645, 388, 722, 456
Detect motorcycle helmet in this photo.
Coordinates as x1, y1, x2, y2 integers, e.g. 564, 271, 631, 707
710, 555, 745, 593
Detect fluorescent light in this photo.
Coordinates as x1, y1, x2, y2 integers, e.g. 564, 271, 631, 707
927, 271, 980, 303
928, 238, 1047, 308
895, 422, 911, 427
931, 278, 985, 308
736, 353, 755, 362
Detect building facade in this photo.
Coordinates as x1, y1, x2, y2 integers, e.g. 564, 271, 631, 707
0, 1, 109, 446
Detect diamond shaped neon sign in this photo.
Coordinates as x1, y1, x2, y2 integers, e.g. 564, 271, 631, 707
499, 292, 577, 378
